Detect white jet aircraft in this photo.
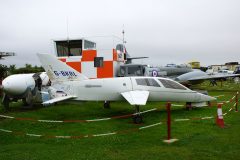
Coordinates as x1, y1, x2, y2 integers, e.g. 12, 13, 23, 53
1, 72, 50, 109
38, 54, 216, 123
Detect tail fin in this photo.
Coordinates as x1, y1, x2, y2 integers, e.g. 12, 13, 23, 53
37, 54, 88, 82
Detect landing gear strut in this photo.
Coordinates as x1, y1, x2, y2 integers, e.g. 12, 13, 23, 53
133, 105, 143, 124
2, 93, 10, 111
210, 80, 217, 86
186, 102, 192, 111
103, 101, 110, 109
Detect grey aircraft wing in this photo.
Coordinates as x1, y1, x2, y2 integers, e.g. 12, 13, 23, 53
188, 73, 240, 81
175, 70, 240, 85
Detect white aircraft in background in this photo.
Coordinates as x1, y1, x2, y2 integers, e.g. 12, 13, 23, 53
117, 63, 240, 86
37, 54, 215, 123
1, 72, 50, 109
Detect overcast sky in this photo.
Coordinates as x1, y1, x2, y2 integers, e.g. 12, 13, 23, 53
0, 0, 240, 67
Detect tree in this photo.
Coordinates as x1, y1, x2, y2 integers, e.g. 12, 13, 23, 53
25, 64, 32, 69
8, 65, 16, 74
0, 64, 8, 96
0, 64, 8, 80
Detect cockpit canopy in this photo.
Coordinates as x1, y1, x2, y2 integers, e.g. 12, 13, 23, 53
134, 77, 188, 90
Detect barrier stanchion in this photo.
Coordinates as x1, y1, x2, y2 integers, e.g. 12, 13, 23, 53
167, 102, 171, 140
235, 92, 238, 112
163, 102, 178, 143
186, 102, 192, 111
216, 103, 225, 128
208, 101, 212, 107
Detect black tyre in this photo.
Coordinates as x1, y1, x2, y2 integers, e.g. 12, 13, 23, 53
186, 102, 192, 111
22, 89, 33, 108
103, 101, 110, 109
133, 115, 143, 124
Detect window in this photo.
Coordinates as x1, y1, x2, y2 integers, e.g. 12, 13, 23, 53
56, 40, 82, 57
94, 57, 104, 67
158, 79, 187, 90
235, 66, 240, 72
119, 67, 126, 76
148, 78, 160, 87
136, 78, 160, 87
128, 66, 143, 76
116, 44, 124, 52
136, 78, 148, 86
84, 40, 96, 50
124, 53, 127, 60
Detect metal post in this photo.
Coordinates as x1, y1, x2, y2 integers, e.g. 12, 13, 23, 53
236, 92, 239, 112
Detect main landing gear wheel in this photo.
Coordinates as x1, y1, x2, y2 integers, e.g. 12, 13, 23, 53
133, 114, 143, 124
22, 89, 33, 108
103, 101, 110, 109
210, 80, 217, 86
133, 105, 143, 124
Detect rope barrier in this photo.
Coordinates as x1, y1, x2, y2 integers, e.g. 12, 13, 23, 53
0, 112, 222, 139
0, 100, 237, 139
0, 108, 158, 123
0, 121, 163, 139
210, 93, 237, 109
0, 92, 238, 140
214, 95, 225, 98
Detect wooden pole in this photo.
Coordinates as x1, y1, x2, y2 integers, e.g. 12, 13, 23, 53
163, 102, 178, 143
167, 102, 171, 140
236, 92, 239, 112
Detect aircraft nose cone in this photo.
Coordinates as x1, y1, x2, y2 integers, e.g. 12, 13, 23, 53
200, 93, 216, 102
2, 76, 28, 96
2, 79, 11, 92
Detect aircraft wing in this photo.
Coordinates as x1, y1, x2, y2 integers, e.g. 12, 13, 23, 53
188, 73, 240, 81
0, 52, 15, 58
121, 91, 149, 105
42, 95, 77, 105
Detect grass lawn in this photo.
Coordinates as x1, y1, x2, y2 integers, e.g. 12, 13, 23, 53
0, 81, 239, 160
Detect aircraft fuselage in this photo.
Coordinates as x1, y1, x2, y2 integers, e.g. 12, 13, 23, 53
56, 77, 214, 103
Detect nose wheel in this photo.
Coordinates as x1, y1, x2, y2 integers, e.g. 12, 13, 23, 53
133, 105, 143, 124
103, 101, 110, 109
186, 102, 192, 110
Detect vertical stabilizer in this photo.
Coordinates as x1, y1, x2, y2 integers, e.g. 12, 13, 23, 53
37, 54, 88, 82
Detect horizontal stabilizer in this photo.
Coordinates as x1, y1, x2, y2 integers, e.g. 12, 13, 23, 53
121, 91, 149, 105
127, 57, 149, 60
42, 95, 77, 105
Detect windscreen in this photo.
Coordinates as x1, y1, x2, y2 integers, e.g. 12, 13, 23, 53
158, 79, 187, 90
136, 78, 160, 87
128, 66, 143, 76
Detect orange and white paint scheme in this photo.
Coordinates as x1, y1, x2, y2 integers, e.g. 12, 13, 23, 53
54, 37, 126, 79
